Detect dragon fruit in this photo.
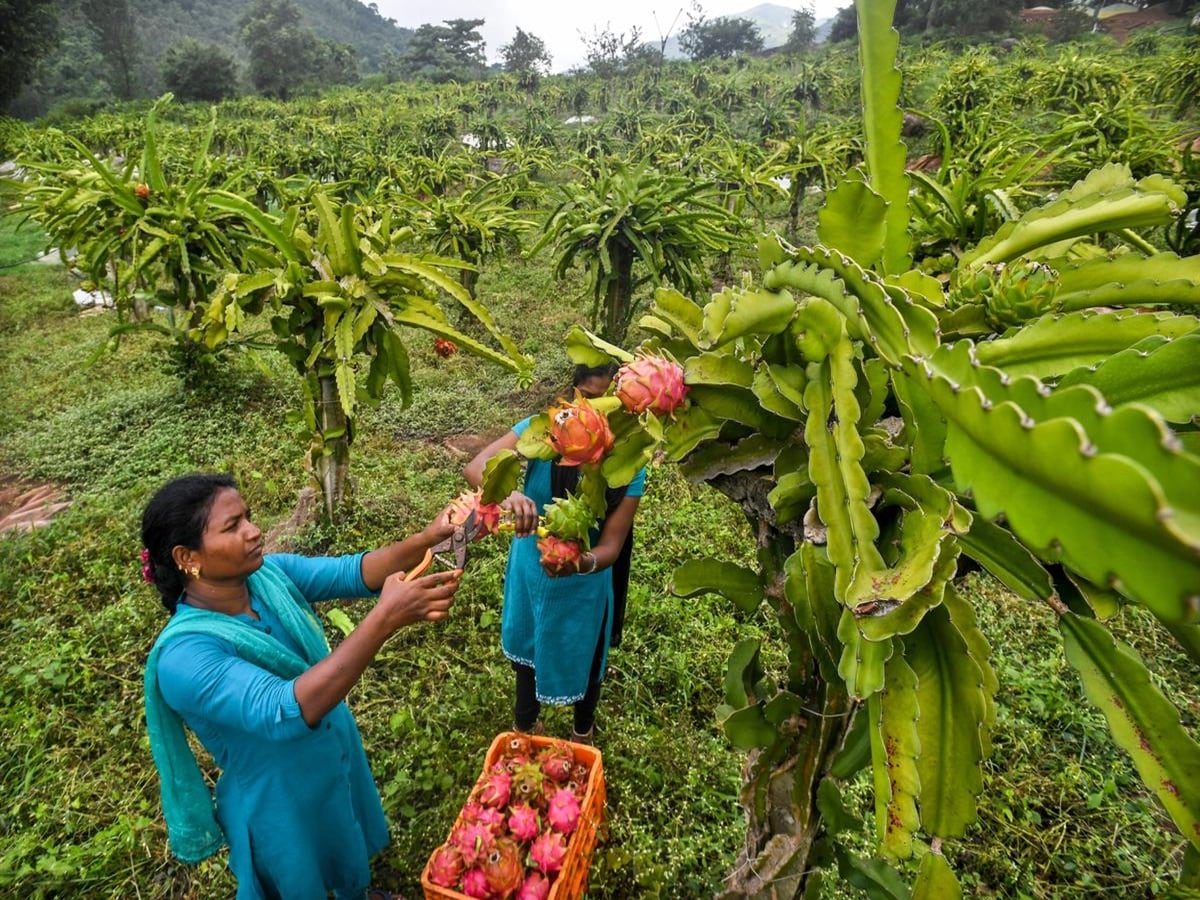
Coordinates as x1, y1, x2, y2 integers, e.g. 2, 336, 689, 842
517, 871, 551, 900
502, 752, 531, 774
448, 489, 503, 540
503, 734, 533, 758
434, 337, 458, 358
546, 396, 613, 466
546, 787, 581, 835
615, 354, 689, 418
427, 844, 465, 887
537, 534, 584, 571
538, 742, 574, 784
481, 839, 525, 898
507, 803, 540, 843
540, 494, 597, 545
529, 830, 568, 875
477, 768, 513, 809
510, 760, 550, 808
461, 800, 505, 832
452, 821, 496, 867
461, 867, 490, 899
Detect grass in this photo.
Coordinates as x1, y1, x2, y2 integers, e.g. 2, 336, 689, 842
0, 215, 1198, 899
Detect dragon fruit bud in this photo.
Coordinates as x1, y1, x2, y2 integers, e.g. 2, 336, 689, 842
546, 787, 581, 835
615, 354, 689, 418
477, 769, 512, 809
518, 871, 551, 900
537, 534, 583, 571
546, 396, 613, 466
481, 839, 524, 898
529, 830, 568, 875
461, 867, 490, 899
507, 803, 540, 843
428, 843, 465, 887
538, 743, 575, 784
452, 821, 496, 867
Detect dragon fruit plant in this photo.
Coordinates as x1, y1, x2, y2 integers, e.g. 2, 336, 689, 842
427, 738, 593, 899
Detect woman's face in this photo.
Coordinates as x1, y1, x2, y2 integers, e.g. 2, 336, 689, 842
192, 488, 264, 580
575, 374, 613, 400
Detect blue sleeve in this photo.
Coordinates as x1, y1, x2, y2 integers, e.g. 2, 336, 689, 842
267, 552, 372, 602
157, 635, 312, 741
512, 416, 534, 436
626, 467, 647, 498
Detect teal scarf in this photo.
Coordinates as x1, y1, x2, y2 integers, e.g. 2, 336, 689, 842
143, 560, 331, 863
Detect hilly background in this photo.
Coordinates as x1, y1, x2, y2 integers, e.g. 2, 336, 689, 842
14, 0, 826, 119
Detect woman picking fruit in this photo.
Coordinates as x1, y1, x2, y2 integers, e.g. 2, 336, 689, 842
140, 472, 461, 900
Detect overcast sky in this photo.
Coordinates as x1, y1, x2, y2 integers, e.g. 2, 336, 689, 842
372, 1, 849, 72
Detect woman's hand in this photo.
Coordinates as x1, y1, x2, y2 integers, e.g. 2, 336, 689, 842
375, 568, 460, 631
502, 490, 538, 536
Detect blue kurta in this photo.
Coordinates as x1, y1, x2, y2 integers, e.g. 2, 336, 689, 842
501, 417, 646, 704
154, 553, 387, 900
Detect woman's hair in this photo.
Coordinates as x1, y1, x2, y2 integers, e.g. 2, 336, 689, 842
141, 473, 237, 614
572, 362, 619, 387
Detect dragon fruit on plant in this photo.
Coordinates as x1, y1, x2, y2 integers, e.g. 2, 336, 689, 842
546, 787, 581, 835
448, 489, 503, 540
615, 354, 689, 418
481, 839, 525, 898
546, 396, 613, 466
540, 494, 597, 546
507, 803, 540, 843
529, 830, 568, 875
427, 844, 465, 888
950, 260, 1062, 328
517, 871, 551, 900
536, 534, 584, 571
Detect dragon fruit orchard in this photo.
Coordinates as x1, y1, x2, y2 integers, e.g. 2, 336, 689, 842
424, 733, 603, 900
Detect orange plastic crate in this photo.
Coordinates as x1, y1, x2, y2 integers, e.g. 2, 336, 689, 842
421, 731, 605, 900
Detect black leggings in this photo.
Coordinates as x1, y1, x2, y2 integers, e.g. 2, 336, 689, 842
513, 615, 607, 734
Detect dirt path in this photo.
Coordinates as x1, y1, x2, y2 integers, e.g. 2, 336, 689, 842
0, 475, 71, 536
1099, 5, 1178, 43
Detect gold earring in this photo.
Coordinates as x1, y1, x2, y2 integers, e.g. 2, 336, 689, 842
181, 565, 200, 579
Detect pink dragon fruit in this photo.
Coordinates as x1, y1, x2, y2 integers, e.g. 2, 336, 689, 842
546, 787, 581, 835
546, 396, 613, 466
538, 743, 574, 784
452, 821, 496, 867
448, 489, 503, 540
502, 751, 531, 773
461, 800, 505, 832
615, 354, 688, 418
461, 867, 490, 899
481, 839, 525, 898
517, 871, 552, 900
476, 768, 512, 809
529, 830, 567, 875
537, 534, 583, 571
427, 843, 464, 888
507, 803, 540, 843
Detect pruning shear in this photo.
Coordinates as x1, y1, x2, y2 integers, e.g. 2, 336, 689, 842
404, 511, 481, 581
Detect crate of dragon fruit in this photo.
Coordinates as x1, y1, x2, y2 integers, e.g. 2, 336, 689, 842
421, 730, 605, 900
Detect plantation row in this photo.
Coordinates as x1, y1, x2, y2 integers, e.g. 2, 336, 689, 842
2, 3, 1200, 897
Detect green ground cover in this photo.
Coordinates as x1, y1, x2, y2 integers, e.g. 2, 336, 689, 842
0, 211, 1196, 897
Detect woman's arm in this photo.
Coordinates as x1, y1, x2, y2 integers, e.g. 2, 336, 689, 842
541, 494, 641, 577
464, 429, 539, 535
292, 567, 459, 725
359, 516, 456, 592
